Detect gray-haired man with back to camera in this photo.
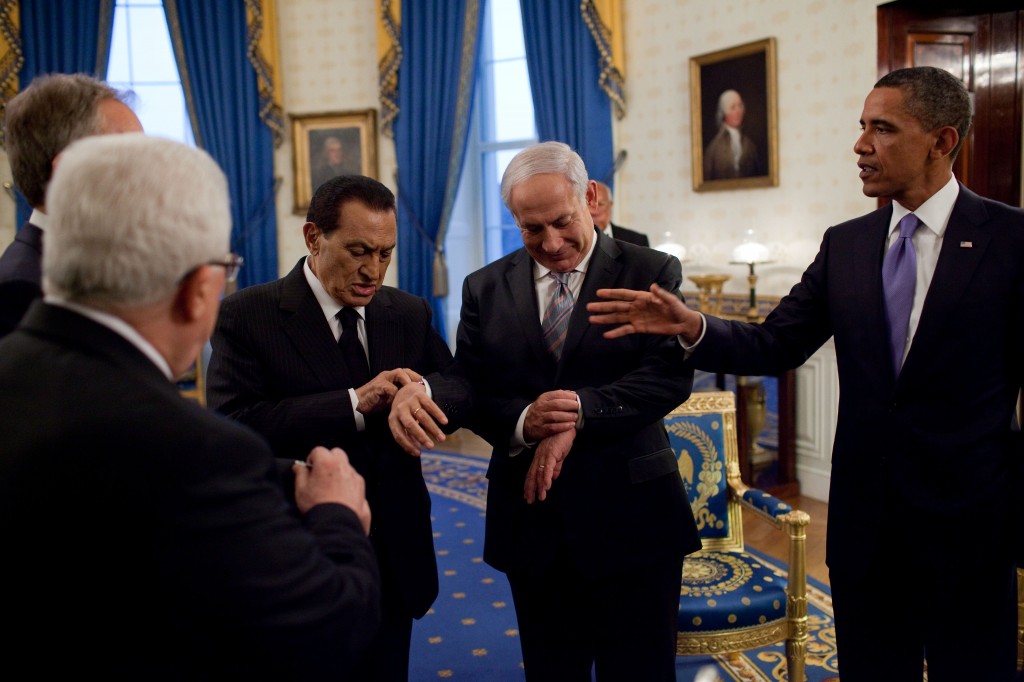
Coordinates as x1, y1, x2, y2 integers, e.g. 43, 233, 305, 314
0, 134, 382, 679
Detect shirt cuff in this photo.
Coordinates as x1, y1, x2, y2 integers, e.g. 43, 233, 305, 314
677, 312, 708, 356
348, 387, 365, 432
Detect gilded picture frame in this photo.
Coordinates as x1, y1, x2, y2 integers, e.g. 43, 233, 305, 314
291, 109, 378, 214
690, 38, 779, 192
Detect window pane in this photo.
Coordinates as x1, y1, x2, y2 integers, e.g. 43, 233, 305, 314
491, 61, 534, 142
107, 10, 132, 81
489, 0, 526, 61
130, 84, 193, 144
127, 6, 179, 82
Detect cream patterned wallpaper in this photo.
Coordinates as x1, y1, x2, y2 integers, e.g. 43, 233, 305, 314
616, 0, 880, 296
272, 0, 881, 295
275, 0, 398, 280
0, 0, 881, 299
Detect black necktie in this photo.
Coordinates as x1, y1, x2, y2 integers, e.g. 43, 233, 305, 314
337, 307, 370, 387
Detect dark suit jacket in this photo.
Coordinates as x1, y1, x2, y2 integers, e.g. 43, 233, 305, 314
206, 258, 461, 618
0, 221, 43, 338
449, 231, 701, 579
609, 222, 650, 247
689, 185, 1024, 574
0, 302, 380, 680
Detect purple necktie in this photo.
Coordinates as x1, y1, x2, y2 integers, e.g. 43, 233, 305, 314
882, 213, 920, 374
542, 271, 573, 359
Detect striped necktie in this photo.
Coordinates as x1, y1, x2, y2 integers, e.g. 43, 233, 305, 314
542, 271, 573, 359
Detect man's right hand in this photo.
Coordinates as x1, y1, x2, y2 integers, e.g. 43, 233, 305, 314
587, 282, 703, 342
293, 447, 371, 534
523, 389, 579, 443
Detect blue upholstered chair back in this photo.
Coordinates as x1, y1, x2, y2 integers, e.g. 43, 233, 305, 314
664, 391, 744, 551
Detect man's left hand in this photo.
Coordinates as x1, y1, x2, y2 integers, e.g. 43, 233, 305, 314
525, 428, 576, 504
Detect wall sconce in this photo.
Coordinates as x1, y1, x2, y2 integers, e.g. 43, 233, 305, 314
729, 229, 772, 322
653, 231, 687, 262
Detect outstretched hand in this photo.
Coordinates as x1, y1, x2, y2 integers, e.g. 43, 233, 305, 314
586, 283, 702, 341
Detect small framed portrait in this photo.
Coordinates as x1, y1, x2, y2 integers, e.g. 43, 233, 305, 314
291, 109, 379, 214
690, 38, 779, 191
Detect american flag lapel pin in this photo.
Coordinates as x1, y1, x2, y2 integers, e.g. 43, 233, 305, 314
960, 241, 973, 248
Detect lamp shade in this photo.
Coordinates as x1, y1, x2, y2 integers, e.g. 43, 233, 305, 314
731, 228, 770, 264
653, 232, 687, 261
731, 240, 770, 264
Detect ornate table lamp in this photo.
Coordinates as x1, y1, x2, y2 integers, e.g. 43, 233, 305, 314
729, 229, 774, 475
729, 229, 772, 322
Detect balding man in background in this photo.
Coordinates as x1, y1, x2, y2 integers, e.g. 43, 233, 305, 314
590, 180, 649, 246
0, 73, 143, 338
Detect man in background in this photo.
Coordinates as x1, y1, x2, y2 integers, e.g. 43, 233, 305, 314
0, 134, 381, 678
390, 141, 700, 681
207, 174, 464, 681
590, 180, 649, 246
589, 66, 1022, 681
0, 73, 143, 338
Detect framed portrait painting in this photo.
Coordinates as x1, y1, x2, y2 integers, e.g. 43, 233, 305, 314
291, 109, 378, 213
690, 38, 779, 191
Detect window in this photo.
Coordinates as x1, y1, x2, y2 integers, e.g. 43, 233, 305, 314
445, 0, 536, 342
106, 0, 193, 145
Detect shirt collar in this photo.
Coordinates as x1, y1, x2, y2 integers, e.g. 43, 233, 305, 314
303, 256, 365, 321
29, 208, 49, 231
890, 174, 959, 238
533, 227, 599, 282
43, 297, 175, 380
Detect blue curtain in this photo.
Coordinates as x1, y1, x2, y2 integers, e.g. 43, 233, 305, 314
15, 0, 114, 228
519, 0, 614, 187
164, 0, 278, 289
394, 0, 483, 340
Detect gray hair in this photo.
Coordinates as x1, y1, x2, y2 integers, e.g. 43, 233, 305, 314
715, 89, 742, 127
500, 141, 589, 208
43, 134, 231, 309
3, 73, 132, 209
874, 66, 973, 161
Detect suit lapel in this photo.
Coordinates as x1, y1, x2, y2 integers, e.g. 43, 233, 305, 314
365, 290, 398, 374
902, 187, 991, 377
278, 262, 351, 389
560, 232, 621, 363
505, 250, 550, 364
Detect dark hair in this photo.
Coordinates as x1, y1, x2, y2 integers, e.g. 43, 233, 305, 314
874, 66, 973, 161
3, 73, 132, 209
305, 174, 396, 235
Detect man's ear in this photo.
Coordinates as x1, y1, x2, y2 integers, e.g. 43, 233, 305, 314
931, 125, 959, 160
173, 265, 218, 324
585, 180, 599, 210
303, 222, 320, 255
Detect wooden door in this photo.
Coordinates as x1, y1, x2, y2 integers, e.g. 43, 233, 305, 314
877, 3, 1023, 207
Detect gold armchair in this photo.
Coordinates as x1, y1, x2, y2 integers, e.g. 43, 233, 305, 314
665, 391, 810, 680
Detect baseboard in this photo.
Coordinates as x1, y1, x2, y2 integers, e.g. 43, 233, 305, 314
797, 464, 831, 502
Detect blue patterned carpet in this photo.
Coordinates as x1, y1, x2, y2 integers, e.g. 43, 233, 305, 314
412, 452, 838, 681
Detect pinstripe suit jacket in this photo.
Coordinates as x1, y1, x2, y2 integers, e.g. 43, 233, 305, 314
207, 258, 461, 618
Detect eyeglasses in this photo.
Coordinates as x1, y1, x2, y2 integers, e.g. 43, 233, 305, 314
207, 253, 245, 283
180, 253, 245, 284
